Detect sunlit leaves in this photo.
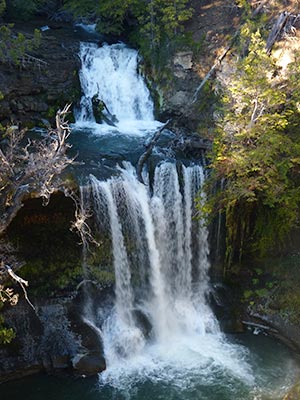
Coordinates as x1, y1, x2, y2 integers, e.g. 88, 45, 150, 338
208, 31, 300, 261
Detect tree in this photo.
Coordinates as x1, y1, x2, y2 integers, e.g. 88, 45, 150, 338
137, 0, 193, 51
0, 105, 74, 236
0, 24, 41, 67
207, 31, 300, 265
63, 0, 193, 51
0, 106, 75, 343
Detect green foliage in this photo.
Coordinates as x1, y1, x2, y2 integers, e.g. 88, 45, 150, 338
260, 254, 300, 324
64, 0, 193, 60
4, 0, 58, 20
206, 31, 300, 265
0, 315, 15, 344
20, 259, 82, 297
0, 295, 16, 345
137, 0, 193, 50
5, 0, 39, 20
0, 24, 41, 66
252, 278, 259, 285
243, 289, 253, 300
0, 0, 6, 16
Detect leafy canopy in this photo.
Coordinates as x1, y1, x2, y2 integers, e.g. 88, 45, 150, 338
64, 0, 193, 50
207, 31, 300, 264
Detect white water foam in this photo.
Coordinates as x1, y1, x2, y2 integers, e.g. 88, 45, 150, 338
75, 42, 161, 135
83, 162, 254, 392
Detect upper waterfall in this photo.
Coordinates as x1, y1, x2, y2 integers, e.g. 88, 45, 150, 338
76, 42, 161, 135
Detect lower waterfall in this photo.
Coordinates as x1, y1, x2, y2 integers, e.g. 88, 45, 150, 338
82, 162, 253, 391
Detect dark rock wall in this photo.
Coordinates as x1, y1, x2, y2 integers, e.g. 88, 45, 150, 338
0, 21, 81, 127
0, 294, 106, 383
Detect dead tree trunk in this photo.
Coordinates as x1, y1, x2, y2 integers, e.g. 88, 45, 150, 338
136, 120, 170, 184
266, 12, 289, 54
191, 45, 233, 104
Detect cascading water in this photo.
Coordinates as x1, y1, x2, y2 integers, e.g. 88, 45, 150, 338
82, 162, 254, 393
75, 42, 161, 134
69, 41, 300, 400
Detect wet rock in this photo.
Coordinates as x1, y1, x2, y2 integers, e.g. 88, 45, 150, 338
72, 352, 106, 375
51, 355, 71, 370
171, 134, 212, 156
210, 283, 246, 334
245, 311, 300, 352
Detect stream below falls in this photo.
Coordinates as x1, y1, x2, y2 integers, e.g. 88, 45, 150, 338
1, 332, 299, 400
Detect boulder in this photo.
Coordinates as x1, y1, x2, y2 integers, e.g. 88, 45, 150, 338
173, 51, 193, 70
72, 352, 106, 375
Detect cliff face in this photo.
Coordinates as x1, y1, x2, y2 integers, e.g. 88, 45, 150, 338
0, 20, 81, 127
151, 0, 242, 131
0, 193, 109, 382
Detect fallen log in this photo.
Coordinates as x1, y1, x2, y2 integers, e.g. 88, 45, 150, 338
136, 120, 170, 184
191, 45, 233, 104
191, 30, 239, 104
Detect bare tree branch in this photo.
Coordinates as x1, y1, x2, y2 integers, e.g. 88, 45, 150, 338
66, 188, 100, 249
0, 106, 75, 310
0, 105, 74, 235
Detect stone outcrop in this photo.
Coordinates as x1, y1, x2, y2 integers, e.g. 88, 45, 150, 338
72, 352, 106, 375
0, 291, 108, 383
0, 20, 81, 126
0, 191, 112, 383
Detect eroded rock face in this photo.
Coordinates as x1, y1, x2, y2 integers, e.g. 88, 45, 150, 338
173, 51, 193, 74
0, 291, 108, 383
0, 192, 111, 383
155, 53, 202, 128
0, 20, 81, 126
0, 300, 79, 382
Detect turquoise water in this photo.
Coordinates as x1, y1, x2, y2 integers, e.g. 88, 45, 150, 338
67, 126, 185, 181
1, 332, 299, 400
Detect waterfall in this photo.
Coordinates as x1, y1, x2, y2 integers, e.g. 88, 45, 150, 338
76, 42, 160, 134
82, 162, 252, 386
75, 41, 253, 388
85, 162, 216, 345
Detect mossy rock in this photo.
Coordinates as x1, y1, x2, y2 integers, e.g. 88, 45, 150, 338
7, 192, 83, 297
